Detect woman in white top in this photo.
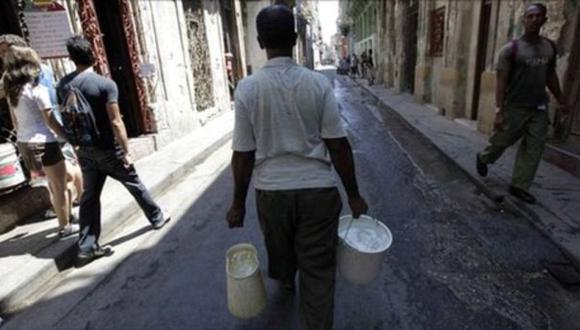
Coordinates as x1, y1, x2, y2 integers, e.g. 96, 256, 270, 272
2, 45, 78, 238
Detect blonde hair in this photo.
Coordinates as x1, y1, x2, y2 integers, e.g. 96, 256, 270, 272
1, 45, 42, 107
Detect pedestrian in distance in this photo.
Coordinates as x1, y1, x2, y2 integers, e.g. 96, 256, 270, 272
360, 50, 367, 80
350, 53, 359, 78
476, 3, 568, 204
226, 5, 368, 330
0, 44, 79, 238
57, 36, 170, 267
366, 48, 375, 85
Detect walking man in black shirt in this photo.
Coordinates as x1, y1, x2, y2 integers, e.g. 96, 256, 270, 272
58, 36, 170, 267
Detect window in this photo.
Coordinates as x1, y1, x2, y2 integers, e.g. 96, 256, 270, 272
429, 7, 445, 57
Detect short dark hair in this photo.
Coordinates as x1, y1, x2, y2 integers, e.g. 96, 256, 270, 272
256, 5, 296, 49
526, 3, 547, 16
0, 34, 27, 47
66, 36, 94, 66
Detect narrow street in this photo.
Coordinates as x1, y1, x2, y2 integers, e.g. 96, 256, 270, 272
4, 71, 580, 330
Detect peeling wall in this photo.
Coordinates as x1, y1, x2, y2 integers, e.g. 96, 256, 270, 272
202, 0, 231, 123
135, 0, 198, 147
133, 0, 232, 146
244, 0, 270, 74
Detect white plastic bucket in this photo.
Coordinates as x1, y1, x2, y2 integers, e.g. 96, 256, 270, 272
226, 243, 267, 319
337, 215, 393, 285
0, 143, 26, 192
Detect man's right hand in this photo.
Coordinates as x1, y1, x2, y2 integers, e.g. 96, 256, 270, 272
226, 205, 245, 228
493, 111, 504, 131
349, 195, 368, 219
122, 152, 134, 169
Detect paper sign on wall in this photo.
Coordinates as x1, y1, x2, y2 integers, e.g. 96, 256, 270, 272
24, 2, 73, 59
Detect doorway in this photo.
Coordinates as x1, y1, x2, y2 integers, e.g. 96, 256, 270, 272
92, 0, 142, 137
562, 4, 580, 145
402, 0, 419, 93
471, 0, 492, 120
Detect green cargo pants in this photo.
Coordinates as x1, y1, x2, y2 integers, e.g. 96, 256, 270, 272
479, 106, 549, 190
256, 188, 342, 330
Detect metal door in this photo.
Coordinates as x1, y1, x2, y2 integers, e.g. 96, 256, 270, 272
402, 0, 418, 93
93, 0, 143, 137
561, 4, 580, 140
471, 0, 492, 120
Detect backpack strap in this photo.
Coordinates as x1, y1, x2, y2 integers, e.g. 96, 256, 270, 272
72, 87, 100, 136
543, 37, 558, 62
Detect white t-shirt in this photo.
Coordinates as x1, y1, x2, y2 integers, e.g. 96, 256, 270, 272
13, 83, 56, 143
232, 57, 347, 190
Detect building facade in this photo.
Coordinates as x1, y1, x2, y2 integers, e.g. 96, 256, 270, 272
0, 0, 241, 155
341, 0, 580, 177
0, 0, 246, 224
339, 0, 380, 75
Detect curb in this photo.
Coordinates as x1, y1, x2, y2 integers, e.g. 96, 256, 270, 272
0, 130, 233, 316
351, 77, 580, 270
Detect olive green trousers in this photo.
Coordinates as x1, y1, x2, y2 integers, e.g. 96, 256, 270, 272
479, 106, 549, 190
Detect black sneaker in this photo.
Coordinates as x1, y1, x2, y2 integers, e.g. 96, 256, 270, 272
151, 214, 171, 230
508, 186, 536, 204
476, 153, 488, 177
59, 224, 79, 239
76, 245, 114, 268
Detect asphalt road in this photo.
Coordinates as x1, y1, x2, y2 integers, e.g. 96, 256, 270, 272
4, 70, 580, 330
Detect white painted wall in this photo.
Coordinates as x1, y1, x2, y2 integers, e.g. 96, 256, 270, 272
244, 0, 270, 74
201, 0, 232, 124
135, 0, 198, 146
132, 0, 236, 145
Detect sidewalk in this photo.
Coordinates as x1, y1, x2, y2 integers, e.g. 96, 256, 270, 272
353, 78, 580, 269
0, 111, 234, 315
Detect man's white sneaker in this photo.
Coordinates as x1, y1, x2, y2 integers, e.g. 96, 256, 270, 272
59, 224, 79, 239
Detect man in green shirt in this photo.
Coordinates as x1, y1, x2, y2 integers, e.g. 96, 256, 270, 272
476, 3, 569, 204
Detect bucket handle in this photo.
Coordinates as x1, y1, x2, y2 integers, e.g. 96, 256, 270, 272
343, 211, 380, 243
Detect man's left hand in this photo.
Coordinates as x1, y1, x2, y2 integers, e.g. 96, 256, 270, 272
349, 196, 369, 219
226, 205, 245, 228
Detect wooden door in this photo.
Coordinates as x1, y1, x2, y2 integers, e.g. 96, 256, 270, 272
560, 4, 580, 142
93, 0, 142, 137
471, 0, 492, 120
402, 0, 419, 93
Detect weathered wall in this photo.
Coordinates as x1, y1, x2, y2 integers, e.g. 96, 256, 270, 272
135, 0, 198, 148
438, 1, 478, 119
131, 0, 233, 146
244, 0, 270, 74
201, 0, 232, 123
410, 0, 575, 129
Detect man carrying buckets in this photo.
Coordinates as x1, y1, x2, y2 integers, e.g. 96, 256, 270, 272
226, 4, 368, 329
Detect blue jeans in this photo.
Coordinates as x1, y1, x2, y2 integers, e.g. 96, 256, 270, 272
77, 146, 163, 253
